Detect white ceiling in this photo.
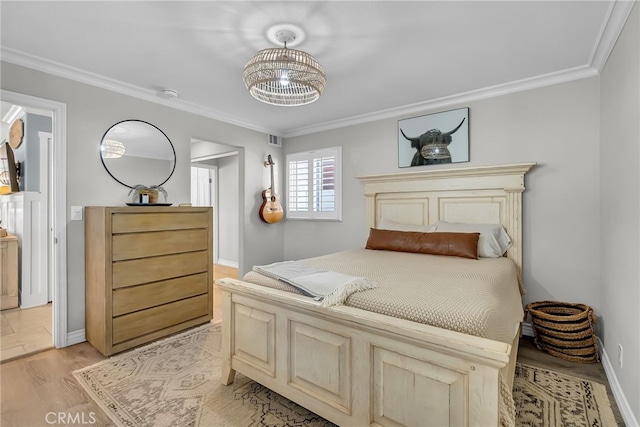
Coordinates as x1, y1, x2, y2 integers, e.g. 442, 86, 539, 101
0, 1, 629, 138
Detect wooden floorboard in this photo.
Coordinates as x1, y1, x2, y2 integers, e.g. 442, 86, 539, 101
1, 274, 625, 427
213, 264, 239, 281
1, 304, 54, 363
0, 342, 112, 427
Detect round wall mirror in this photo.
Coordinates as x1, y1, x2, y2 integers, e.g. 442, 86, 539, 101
99, 120, 176, 188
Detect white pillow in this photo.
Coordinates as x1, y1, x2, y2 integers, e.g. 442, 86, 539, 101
433, 221, 512, 258
377, 218, 435, 233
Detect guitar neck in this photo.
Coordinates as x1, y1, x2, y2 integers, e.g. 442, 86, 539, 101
270, 161, 276, 194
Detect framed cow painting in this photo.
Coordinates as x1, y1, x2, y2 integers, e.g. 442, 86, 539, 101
398, 107, 469, 168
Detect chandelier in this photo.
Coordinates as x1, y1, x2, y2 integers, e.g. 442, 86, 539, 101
243, 29, 326, 107
101, 138, 125, 158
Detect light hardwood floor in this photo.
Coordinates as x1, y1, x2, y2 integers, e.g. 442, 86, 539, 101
213, 264, 239, 324
0, 267, 625, 426
1, 303, 53, 363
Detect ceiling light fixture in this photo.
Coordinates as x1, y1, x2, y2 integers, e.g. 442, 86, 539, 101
243, 29, 326, 107
101, 139, 125, 158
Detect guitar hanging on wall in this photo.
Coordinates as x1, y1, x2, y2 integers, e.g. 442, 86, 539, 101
259, 155, 284, 224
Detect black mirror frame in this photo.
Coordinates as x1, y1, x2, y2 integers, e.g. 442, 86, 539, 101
99, 119, 177, 189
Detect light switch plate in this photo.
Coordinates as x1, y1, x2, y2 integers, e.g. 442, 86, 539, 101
71, 206, 83, 221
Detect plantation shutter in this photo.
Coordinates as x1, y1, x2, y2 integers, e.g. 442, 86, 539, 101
286, 147, 342, 220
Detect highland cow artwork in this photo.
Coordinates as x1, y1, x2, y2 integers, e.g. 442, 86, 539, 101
398, 108, 469, 167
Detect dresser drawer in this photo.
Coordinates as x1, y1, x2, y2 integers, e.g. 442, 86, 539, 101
112, 212, 210, 234
85, 206, 213, 356
112, 294, 209, 345
112, 228, 208, 261
112, 251, 209, 289
112, 272, 209, 316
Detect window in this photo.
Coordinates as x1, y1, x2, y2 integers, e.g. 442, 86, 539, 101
286, 146, 342, 220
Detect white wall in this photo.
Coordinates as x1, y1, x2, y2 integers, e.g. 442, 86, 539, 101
284, 77, 602, 314
600, 2, 640, 422
0, 61, 285, 332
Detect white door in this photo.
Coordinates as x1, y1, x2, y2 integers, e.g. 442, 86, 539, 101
20, 132, 50, 308
191, 167, 211, 206
191, 166, 217, 263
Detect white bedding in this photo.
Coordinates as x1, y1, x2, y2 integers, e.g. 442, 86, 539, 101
243, 248, 524, 344
252, 260, 377, 306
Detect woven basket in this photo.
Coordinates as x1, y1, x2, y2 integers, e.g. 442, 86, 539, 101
524, 301, 599, 363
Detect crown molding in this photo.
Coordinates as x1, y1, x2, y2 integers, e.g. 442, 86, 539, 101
283, 65, 598, 138
2, 0, 632, 140
590, 0, 636, 72
0, 47, 273, 135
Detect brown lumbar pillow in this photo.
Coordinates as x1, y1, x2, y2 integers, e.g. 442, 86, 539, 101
365, 228, 480, 259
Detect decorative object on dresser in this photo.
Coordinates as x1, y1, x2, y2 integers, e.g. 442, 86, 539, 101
398, 107, 469, 167
259, 154, 284, 224
84, 206, 213, 356
126, 184, 169, 205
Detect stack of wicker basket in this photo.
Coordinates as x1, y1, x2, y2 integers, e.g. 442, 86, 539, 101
524, 301, 599, 363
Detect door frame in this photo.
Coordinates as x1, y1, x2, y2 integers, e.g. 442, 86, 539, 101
2, 90, 68, 348
191, 150, 240, 270
191, 165, 218, 263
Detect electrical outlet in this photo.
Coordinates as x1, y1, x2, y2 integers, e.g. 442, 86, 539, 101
618, 344, 623, 369
71, 206, 83, 221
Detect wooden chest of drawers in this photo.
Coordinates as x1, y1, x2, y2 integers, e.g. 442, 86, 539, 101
85, 206, 213, 356
0, 234, 19, 310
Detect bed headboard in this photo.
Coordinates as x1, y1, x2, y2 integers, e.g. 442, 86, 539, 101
357, 163, 535, 277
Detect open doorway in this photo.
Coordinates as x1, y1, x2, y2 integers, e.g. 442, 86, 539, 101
191, 139, 240, 323
0, 91, 67, 358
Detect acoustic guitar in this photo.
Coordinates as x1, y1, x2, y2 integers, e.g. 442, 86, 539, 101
259, 155, 284, 224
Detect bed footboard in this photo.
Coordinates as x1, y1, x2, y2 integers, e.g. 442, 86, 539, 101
218, 278, 517, 427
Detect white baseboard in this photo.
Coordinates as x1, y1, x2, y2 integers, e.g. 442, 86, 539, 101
522, 322, 637, 426
598, 337, 639, 427
521, 321, 534, 337
66, 328, 86, 346
216, 259, 238, 269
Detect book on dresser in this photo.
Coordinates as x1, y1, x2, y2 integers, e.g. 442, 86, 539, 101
84, 206, 213, 356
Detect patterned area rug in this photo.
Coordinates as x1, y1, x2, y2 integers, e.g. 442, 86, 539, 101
74, 324, 617, 427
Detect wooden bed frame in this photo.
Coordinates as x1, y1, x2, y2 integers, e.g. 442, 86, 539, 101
216, 163, 535, 426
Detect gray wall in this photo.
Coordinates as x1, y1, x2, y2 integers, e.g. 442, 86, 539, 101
12, 113, 52, 191
284, 77, 602, 312
1, 61, 285, 332
600, 2, 639, 420
217, 155, 239, 265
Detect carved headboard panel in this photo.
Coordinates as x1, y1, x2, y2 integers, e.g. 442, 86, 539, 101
357, 163, 535, 277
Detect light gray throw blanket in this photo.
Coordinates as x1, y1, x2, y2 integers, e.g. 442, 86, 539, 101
252, 260, 378, 307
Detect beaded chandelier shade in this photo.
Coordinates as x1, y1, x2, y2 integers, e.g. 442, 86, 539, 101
243, 30, 326, 107
101, 139, 125, 158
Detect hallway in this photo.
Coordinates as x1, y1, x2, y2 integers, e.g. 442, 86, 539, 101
1, 303, 53, 363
